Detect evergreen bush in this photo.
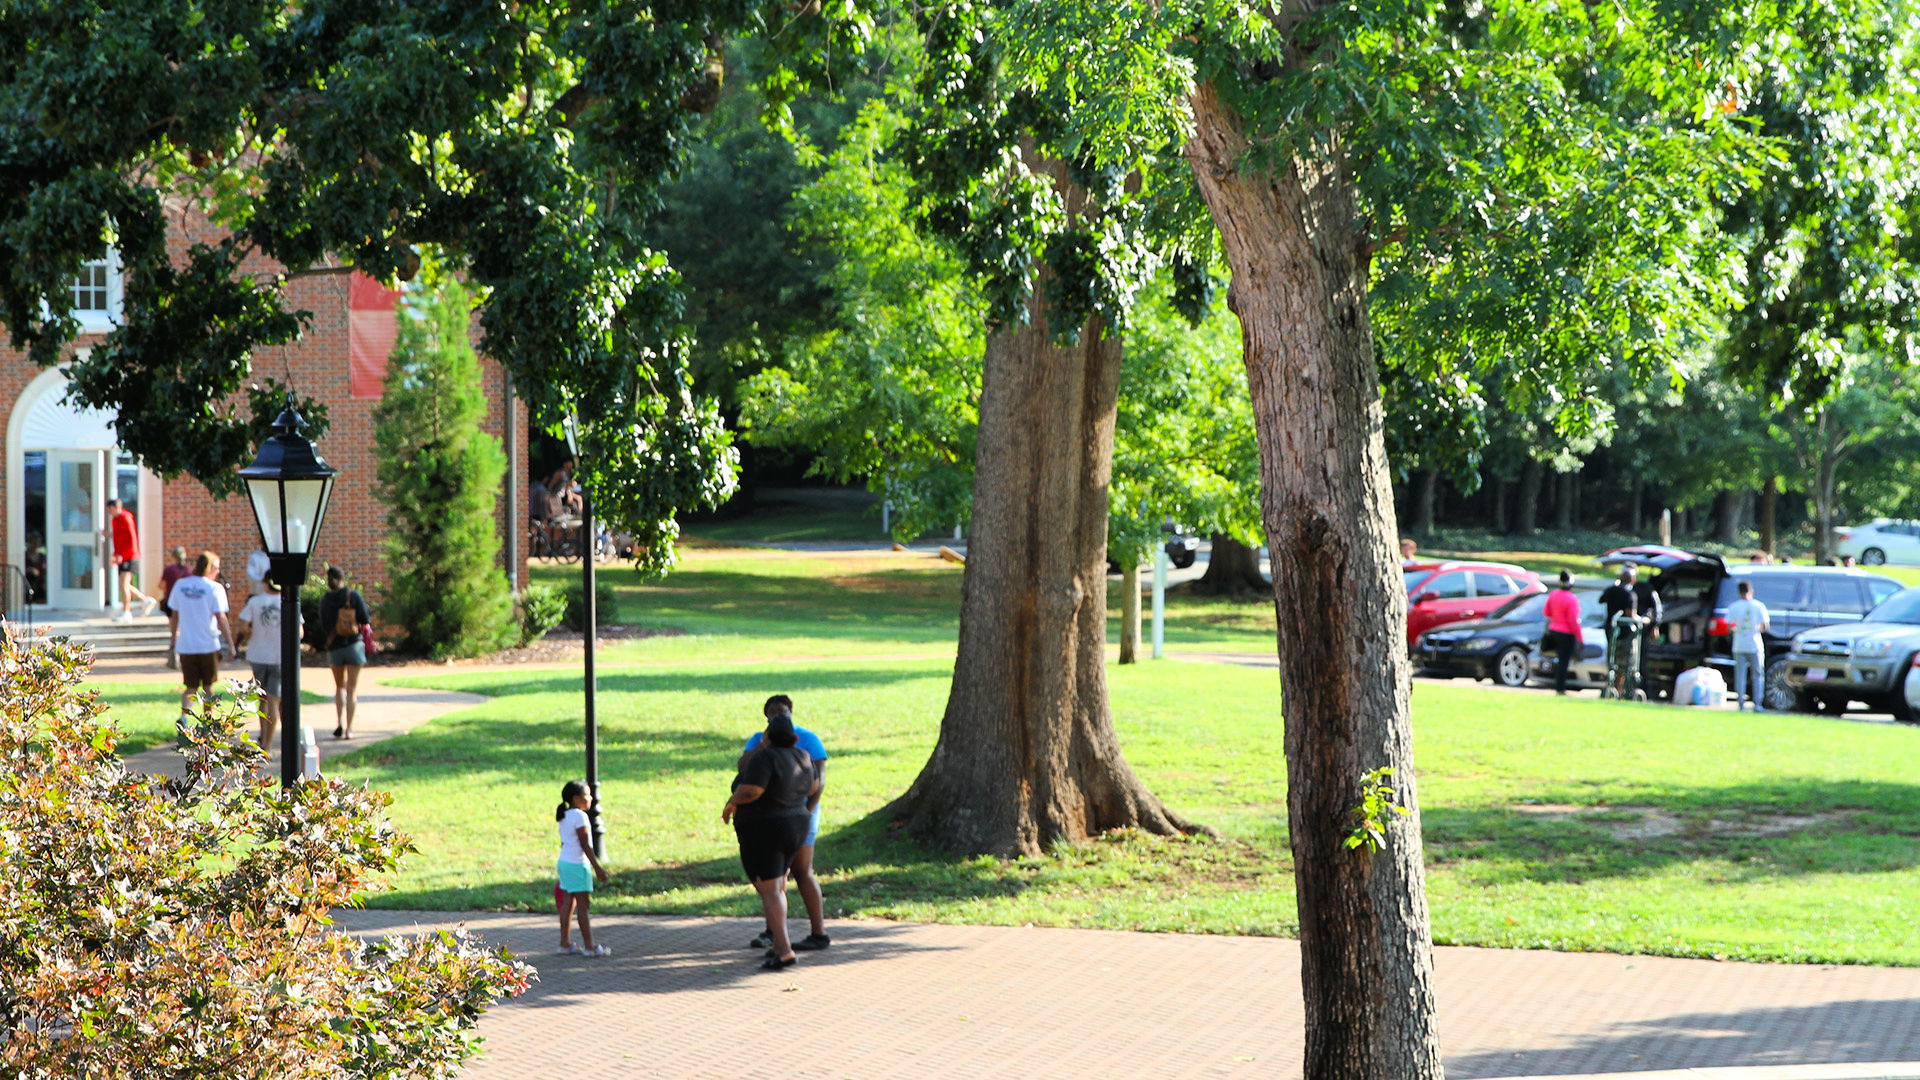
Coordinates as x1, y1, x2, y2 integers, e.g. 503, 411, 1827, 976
561, 580, 618, 632
519, 584, 567, 644
372, 269, 516, 658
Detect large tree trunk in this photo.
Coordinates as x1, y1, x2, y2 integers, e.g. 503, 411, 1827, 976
1515, 458, 1542, 534
1188, 84, 1444, 1080
888, 288, 1199, 855
1716, 490, 1739, 545
1628, 476, 1643, 535
1193, 533, 1268, 595
1492, 478, 1508, 534
1760, 477, 1778, 555
1119, 561, 1142, 665
1554, 470, 1574, 531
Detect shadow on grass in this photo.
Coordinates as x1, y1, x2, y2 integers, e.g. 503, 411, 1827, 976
1445, 997, 1920, 1078
1425, 778, 1920, 884
387, 661, 951, 704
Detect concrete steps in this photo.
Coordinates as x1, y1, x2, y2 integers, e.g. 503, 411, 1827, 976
8, 610, 173, 657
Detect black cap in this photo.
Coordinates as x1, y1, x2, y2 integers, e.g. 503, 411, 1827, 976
765, 712, 795, 740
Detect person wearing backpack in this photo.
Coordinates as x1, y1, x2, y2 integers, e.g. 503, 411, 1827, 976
316, 566, 372, 738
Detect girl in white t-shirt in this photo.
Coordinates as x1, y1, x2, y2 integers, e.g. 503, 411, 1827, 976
555, 780, 612, 956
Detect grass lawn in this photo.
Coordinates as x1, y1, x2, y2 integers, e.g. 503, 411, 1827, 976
327, 652, 1920, 966
527, 543, 1279, 661
91, 680, 331, 756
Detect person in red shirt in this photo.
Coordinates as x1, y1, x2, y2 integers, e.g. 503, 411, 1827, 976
1541, 570, 1585, 695
103, 498, 156, 622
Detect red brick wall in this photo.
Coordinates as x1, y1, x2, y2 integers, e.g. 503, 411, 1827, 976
0, 202, 530, 623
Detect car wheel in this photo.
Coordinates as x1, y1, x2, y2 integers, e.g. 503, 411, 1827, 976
1494, 646, 1531, 688
1764, 656, 1807, 712
1862, 547, 1887, 565
1170, 550, 1196, 570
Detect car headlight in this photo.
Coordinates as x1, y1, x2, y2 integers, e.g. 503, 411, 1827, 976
1460, 637, 1500, 652
1855, 640, 1895, 658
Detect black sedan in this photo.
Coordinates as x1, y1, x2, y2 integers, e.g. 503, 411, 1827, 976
1415, 588, 1603, 687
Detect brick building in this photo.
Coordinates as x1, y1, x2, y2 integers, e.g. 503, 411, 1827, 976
0, 202, 528, 628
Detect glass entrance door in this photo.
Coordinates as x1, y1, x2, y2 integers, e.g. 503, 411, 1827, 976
45, 449, 104, 611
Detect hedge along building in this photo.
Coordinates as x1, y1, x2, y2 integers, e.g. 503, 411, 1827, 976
0, 203, 529, 639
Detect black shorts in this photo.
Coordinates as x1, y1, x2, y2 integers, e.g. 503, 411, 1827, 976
117, 559, 137, 574
734, 813, 810, 882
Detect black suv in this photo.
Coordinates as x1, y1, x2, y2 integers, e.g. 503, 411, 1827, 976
1599, 546, 1902, 708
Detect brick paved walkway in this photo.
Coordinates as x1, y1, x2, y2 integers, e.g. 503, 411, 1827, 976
335, 910, 1920, 1080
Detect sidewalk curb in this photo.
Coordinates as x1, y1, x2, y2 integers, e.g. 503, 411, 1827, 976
1496, 1064, 1920, 1080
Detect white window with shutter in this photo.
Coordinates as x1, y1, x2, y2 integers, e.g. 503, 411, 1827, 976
70, 250, 122, 331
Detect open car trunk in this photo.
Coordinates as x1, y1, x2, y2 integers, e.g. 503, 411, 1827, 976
1596, 547, 1727, 696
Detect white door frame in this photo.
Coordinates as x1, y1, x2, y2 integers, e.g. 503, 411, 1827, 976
7, 363, 150, 613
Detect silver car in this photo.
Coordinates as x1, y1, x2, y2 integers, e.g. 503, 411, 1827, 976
1783, 586, 1920, 722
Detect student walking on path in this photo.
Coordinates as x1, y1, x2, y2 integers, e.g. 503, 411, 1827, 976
723, 711, 819, 971
317, 567, 371, 738
1727, 580, 1771, 711
166, 552, 234, 725
555, 780, 613, 957
103, 498, 156, 621
742, 694, 831, 953
234, 578, 284, 749
1542, 571, 1584, 695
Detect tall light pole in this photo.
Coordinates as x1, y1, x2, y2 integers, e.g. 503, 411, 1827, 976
562, 415, 603, 859
239, 395, 337, 788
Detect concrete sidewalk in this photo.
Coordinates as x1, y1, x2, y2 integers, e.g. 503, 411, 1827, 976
336, 910, 1920, 1080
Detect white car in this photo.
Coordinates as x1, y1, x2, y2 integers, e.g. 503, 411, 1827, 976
1835, 519, 1920, 566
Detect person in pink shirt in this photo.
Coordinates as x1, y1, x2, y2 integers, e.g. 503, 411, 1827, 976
1541, 570, 1584, 695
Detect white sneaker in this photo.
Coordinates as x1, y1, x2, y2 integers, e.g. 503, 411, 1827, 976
111, 610, 133, 623
582, 945, 612, 958
141, 599, 158, 618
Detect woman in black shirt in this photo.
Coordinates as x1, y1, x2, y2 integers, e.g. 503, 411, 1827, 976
722, 712, 819, 969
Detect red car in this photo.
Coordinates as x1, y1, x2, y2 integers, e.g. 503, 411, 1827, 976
1403, 560, 1545, 650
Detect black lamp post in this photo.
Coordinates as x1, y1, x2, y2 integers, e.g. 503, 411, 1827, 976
562, 415, 604, 858
239, 395, 337, 788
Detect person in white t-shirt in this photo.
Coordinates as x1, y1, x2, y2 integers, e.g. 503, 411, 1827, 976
234, 579, 285, 749
166, 551, 235, 724
554, 779, 612, 957
1725, 579, 1771, 712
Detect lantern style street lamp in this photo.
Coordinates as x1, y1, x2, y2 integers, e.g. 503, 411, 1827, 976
239, 395, 337, 788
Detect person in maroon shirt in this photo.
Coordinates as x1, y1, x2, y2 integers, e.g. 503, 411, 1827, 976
159, 545, 192, 669
104, 498, 156, 622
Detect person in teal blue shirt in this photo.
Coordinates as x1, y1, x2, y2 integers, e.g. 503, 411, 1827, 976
742, 694, 830, 952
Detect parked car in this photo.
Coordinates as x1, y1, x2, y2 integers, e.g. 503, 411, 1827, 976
1418, 587, 1603, 687
1598, 547, 1903, 708
1783, 586, 1920, 721
1402, 561, 1544, 651
1834, 519, 1920, 566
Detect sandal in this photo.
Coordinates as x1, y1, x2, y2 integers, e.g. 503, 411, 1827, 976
748, 930, 773, 949
794, 932, 831, 951
760, 954, 796, 971
332, 725, 344, 739
555, 943, 581, 955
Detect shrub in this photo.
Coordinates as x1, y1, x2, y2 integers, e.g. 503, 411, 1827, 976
0, 629, 530, 1077
520, 584, 567, 644
561, 580, 618, 632
372, 268, 516, 659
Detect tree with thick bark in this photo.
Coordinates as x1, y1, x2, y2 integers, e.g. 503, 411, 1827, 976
889, 286, 1202, 852
987, 0, 1759, 1074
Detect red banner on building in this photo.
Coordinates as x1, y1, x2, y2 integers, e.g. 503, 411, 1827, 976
348, 272, 401, 400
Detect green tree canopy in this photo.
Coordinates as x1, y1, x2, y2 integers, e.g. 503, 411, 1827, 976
0, 0, 862, 573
